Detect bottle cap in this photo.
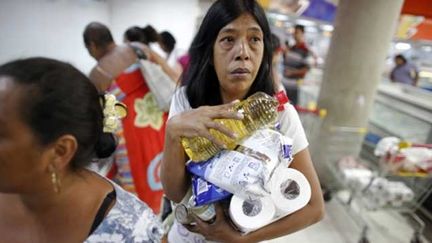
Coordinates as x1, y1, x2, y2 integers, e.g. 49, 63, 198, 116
274, 91, 289, 105
275, 91, 289, 111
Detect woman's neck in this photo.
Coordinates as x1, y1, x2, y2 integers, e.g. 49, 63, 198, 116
221, 90, 248, 104
21, 171, 83, 214
0, 169, 113, 242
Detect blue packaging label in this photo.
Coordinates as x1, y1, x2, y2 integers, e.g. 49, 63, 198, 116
187, 159, 212, 178
191, 175, 232, 206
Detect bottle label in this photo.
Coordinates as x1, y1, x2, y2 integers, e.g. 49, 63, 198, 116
191, 203, 216, 222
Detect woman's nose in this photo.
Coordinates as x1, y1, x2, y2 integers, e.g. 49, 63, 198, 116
234, 40, 250, 61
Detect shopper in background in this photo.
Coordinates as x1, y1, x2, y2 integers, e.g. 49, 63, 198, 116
159, 31, 176, 65
159, 31, 183, 81
161, 0, 324, 242
284, 24, 310, 79
123, 26, 148, 44
83, 22, 175, 213
124, 25, 167, 58
390, 54, 419, 86
124, 25, 159, 45
271, 33, 285, 93
283, 24, 311, 105
0, 57, 163, 242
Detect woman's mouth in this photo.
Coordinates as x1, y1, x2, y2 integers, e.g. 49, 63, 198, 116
230, 68, 251, 79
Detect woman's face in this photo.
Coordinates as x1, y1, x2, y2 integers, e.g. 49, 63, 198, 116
0, 77, 50, 193
213, 13, 264, 103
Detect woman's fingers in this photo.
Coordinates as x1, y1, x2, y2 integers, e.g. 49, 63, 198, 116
199, 128, 227, 149
214, 203, 226, 223
170, 102, 246, 145
212, 102, 244, 120
205, 120, 237, 140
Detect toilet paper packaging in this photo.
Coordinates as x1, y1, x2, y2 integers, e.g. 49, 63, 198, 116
187, 150, 269, 199
240, 129, 294, 168
187, 129, 294, 199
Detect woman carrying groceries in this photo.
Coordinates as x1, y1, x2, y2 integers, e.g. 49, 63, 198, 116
161, 0, 324, 242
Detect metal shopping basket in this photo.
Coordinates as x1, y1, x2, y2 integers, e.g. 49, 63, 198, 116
329, 136, 432, 243
295, 100, 432, 242
374, 141, 432, 243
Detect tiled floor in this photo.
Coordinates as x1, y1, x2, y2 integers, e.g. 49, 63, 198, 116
269, 193, 430, 243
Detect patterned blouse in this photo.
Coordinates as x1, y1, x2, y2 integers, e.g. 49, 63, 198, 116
85, 182, 164, 243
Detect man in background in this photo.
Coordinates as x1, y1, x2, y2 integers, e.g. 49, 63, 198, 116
390, 54, 419, 86
283, 24, 311, 104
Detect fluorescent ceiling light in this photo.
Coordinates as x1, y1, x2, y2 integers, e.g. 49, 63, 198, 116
268, 12, 289, 21
395, 42, 411, 51
296, 18, 316, 27
321, 24, 334, 32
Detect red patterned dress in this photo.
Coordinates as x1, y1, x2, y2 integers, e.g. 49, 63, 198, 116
106, 63, 167, 213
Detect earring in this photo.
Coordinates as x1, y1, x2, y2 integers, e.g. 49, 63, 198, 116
51, 170, 62, 194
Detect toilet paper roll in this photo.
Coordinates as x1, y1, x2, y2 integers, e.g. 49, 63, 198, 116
270, 167, 311, 216
229, 195, 276, 233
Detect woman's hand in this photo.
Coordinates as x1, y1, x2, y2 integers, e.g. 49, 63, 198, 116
184, 203, 246, 243
166, 102, 244, 148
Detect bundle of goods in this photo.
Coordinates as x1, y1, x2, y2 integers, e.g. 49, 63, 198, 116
177, 128, 312, 233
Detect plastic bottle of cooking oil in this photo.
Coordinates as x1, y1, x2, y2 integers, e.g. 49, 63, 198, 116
181, 91, 288, 162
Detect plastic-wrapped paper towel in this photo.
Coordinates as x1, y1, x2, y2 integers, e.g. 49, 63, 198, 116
400, 147, 432, 172
359, 177, 414, 209
374, 137, 400, 156
384, 181, 414, 207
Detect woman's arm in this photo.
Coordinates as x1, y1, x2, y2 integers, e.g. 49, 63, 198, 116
187, 148, 324, 243
161, 103, 244, 202
148, 48, 182, 82
89, 45, 137, 92
160, 117, 190, 202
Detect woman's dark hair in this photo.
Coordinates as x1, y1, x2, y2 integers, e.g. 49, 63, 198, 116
124, 26, 148, 44
294, 24, 305, 33
183, 0, 274, 108
124, 25, 160, 45
160, 31, 176, 54
395, 54, 407, 64
0, 57, 116, 168
142, 25, 160, 43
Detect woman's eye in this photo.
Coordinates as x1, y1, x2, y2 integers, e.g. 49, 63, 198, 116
251, 37, 261, 43
221, 37, 234, 43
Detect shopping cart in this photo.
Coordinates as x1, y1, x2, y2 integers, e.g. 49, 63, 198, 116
295, 100, 432, 242
327, 136, 432, 243
374, 142, 432, 243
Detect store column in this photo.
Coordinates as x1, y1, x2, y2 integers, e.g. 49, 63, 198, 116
310, 0, 404, 185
